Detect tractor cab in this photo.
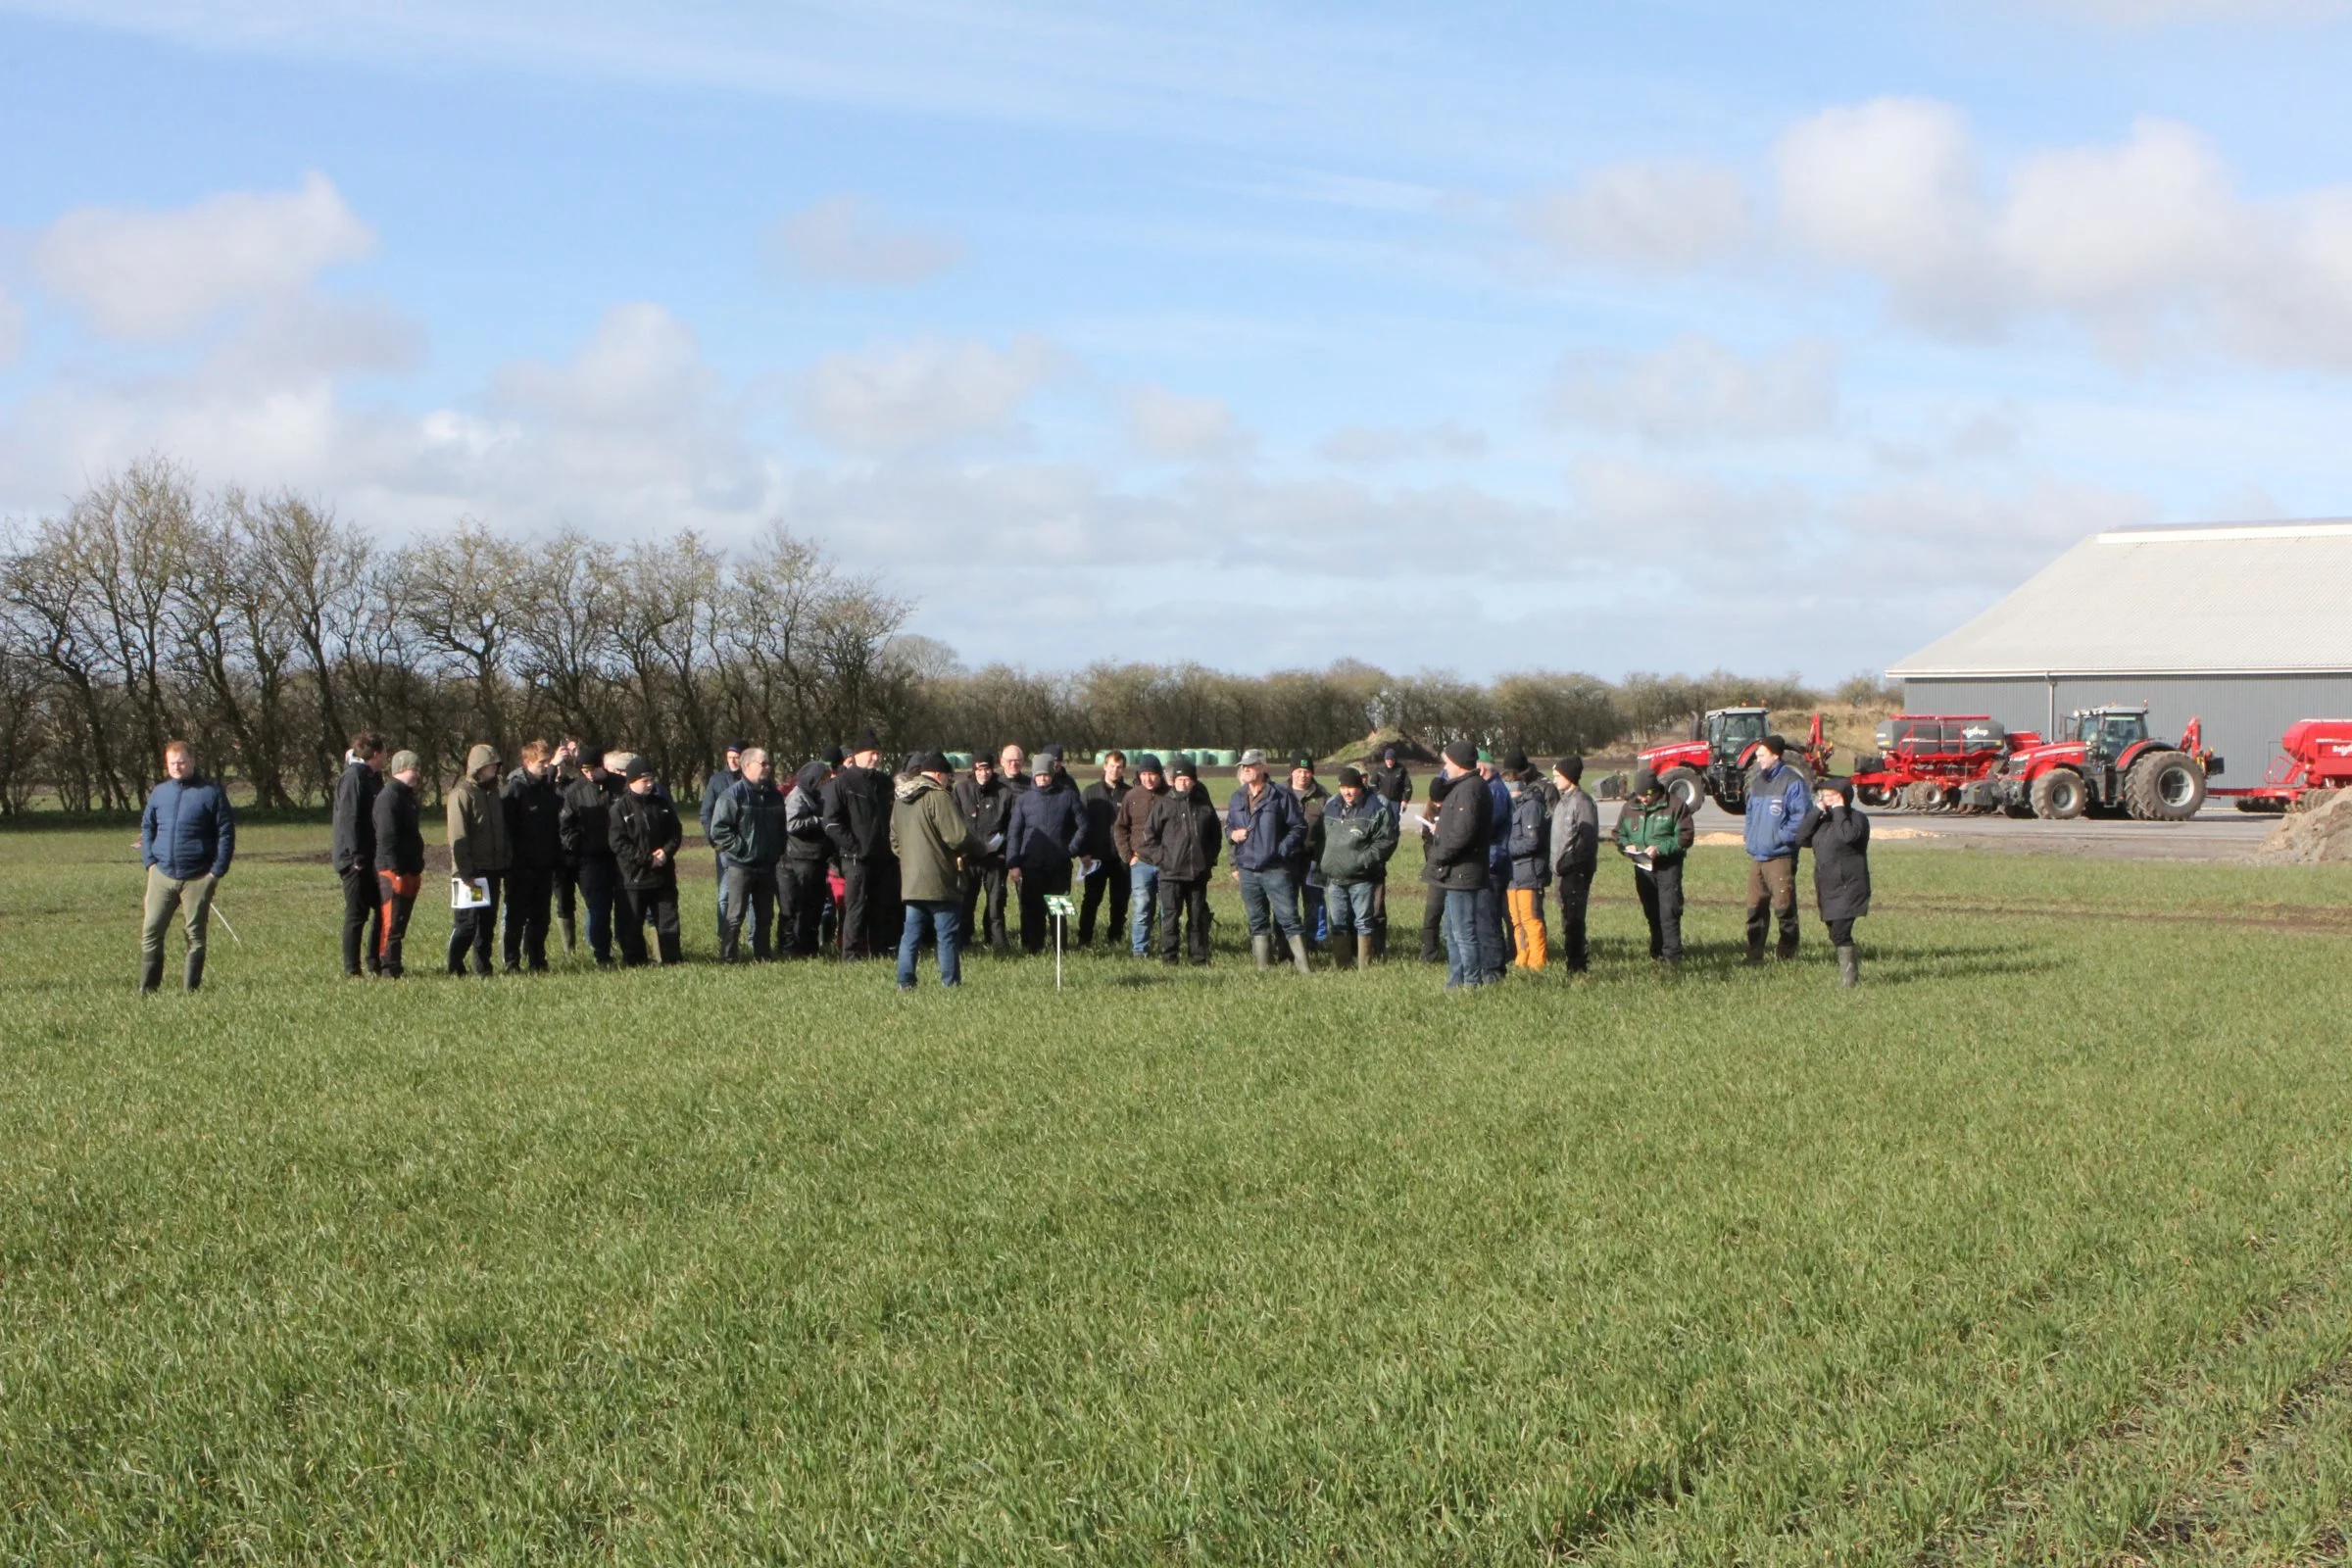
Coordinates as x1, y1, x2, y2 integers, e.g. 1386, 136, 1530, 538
1705, 707, 1769, 762
2072, 706, 2149, 759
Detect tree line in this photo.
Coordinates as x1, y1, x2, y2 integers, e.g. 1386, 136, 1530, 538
0, 457, 1868, 815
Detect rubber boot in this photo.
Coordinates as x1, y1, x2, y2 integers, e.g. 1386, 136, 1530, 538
1356, 934, 1373, 971
1369, 916, 1387, 959
1288, 934, 1313, 975
1776, 931, 1800, 961
1837, 945, 1859, 988
1330, 933, 1356, 971
1251, 935, 1273, 970
1742, 938, 1765, 967
185, 950, 205, 993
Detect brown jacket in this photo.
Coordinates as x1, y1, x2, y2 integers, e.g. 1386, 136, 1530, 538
1113, 780, 1166, 863
447, 744, 513, 878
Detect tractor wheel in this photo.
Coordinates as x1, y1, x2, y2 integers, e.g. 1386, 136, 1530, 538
2124, 750, 2205, 821
2031, 769, 2085, 820
1658, 766, 1705, 813
1901, 781, 1941, 812
1857, 782, 1896, 808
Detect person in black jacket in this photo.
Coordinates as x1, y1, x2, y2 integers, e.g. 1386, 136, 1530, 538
780, 758, 833, 957
501, 739, 564, 973
1077, 752, 1131, 949
551, 736, 583, 952
1370, 745, 1413, 809
698, 741, 745, 946
1799, 776, 1871, 987
1428, 741, 1496, 989
954, 754, 1014, 955
560, 751, 621, 967
371, 750, 426, 979
331, 731, 386, 977
610, 756, 683, 965
1005, 750, 1089, 955
710, 747, 787, 962
823, 729, 899, 960
1138, 754, 1221, 964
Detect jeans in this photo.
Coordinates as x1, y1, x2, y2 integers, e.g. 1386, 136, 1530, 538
1016, 860, 1073, 954
1127, 861, 1159, 956
1078, 858, 1129, 947
1326, 880, 1378, 936
503, 864, 554, 971
1442, 888, 1484, 988
1472, 881, 1508, 981
1636, 860, 1686, 959
719, 862, 777, 961
140, 866, 217, 992
1237, 865, 1301, 938
1556, 865, 1592, 971
448, 872, 502, 975
575, 856, 617, 964
897, 899, 962, 987
1290, 878, 1327, 944
1420, 878, 1446, 963
340, 864, 382, 975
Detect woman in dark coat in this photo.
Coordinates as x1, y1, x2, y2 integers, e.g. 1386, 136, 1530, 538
1798, 775, 1871, 987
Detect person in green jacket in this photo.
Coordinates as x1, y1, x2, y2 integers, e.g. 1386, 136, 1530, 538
1611, 766, 1695, 966
890, 751, 981, 990
1317, 766, 1396, 971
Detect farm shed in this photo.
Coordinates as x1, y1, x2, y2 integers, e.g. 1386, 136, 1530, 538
1887, 520, 2352, 784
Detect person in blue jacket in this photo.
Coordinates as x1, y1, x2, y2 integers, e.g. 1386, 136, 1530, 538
138, 739, 236, 993
1004, 749, 1089, 955
1226, 749, 1310, 973
1742, 733, 1813, 962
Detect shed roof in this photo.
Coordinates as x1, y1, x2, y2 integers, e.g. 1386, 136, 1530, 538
1888, 521, 2352, 678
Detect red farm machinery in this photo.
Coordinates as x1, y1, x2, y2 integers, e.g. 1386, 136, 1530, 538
1846, 714, 2038, 813
1638, 708, 1834, 813
2212, 718, 2352, 813
1988, 704, 2221, 821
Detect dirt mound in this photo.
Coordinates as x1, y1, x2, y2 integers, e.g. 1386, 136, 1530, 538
2251, 790, 2352, 863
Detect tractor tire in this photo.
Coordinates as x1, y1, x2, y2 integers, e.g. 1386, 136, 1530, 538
2124, 750, 2205, 821
1901, 781, 1942, 812
2031, 769, 2085, 821
1658, 766, 1705, 813
1858, 782, 1897, 808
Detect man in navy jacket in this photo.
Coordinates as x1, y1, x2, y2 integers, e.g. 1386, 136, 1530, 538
1225, 749, 1310, 973
138, 739, 236, 993
1742, 733, 1813, 962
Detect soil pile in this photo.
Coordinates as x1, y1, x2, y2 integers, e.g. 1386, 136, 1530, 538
2251, 790, 2352, 863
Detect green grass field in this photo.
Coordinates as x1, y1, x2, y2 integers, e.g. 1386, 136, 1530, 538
5, 820, 2352, 1564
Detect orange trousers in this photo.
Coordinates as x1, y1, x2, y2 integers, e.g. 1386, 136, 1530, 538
1507, 887, 1547, 970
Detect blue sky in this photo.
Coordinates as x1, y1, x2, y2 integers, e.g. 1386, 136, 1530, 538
6, 0, 2352, 681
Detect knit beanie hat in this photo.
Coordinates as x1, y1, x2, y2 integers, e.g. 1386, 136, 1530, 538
1169, 753, 1197, 779
1135, 753, 1163, 774
1553, 755, 1585, 783
388, 750, 420, 776
1337, 765, 1364, 789
1632, 767, 1660, 795
1502, 749, 1530, 774
1442, 740, 1477, 769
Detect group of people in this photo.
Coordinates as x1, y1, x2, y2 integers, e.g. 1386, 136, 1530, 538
133, 726, 1871, 994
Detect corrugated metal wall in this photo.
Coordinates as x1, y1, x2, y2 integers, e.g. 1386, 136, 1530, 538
1897, 674, 2352, 786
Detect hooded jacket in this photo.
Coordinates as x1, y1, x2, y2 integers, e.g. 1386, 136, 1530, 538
330, 758, 379, 876
447, 745, 513, 879
1318, 790, 1397, 885
1225, 781, 1305, 873
1506, 782, 1552, 890
709, 774, 787, 870
141, 770, 237, 882
1004, 771, 1087, 871
372, 775, 424, 875
785, 762, 833, 866
1799, 802, 1871, 921
1743, 761, 1812, 862
1549, 785, 1599, 877
1427, 768, 1493, 892
891, 774, 979, 903
610, 786, 683, 891
823, 762, 895, 864
1080, 776, 1131, 861
560, 770, 618, 863
502, 764, 565, 870
1140, 781, 1223, 881
1113, 779, 1166, 864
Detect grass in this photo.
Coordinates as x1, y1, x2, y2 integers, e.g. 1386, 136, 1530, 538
4, 820, 2352, 1563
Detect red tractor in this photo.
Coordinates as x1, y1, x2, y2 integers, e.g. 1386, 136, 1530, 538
2212, 719, 2352, 813
1989, 705, 2220, 821
1638, 708, 1833, 813
1847, 714, 2040, 813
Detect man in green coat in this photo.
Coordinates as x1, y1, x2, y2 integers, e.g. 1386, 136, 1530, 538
890, 751, 980, 990
1611, 766, 1695, 966
1317, 766, 1396, 971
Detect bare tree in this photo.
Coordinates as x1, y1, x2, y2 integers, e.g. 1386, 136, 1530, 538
249, 491, 371, 792
399, 518, 520, 747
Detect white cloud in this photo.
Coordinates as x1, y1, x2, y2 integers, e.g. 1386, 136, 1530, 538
0, 285, 22, 366
798, 334, 1059, 455
1124, 384, 1247, 460
1523, 161, 1751, 271
29, 172, 374, 339
765, 195, 963, 286
1550, 335, 1838, 445
1315, 420, 1487, 466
